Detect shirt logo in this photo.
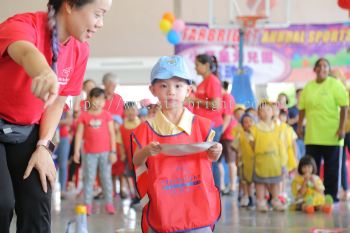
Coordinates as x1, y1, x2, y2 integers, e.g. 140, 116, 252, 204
89, 119, 102, 128
58, 67, 73, 85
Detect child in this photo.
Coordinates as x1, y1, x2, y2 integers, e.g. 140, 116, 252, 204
291, 156, 327, 212
132, 56, 222, 233
73, 87, 117, 215
250, 101, 287, 212
113, 102, 141, 200
235, 113, 255, 207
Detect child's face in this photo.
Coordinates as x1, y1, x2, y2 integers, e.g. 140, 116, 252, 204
302, 165, 313, 177
83, 81, 96, 95
90, 95, 106, 110
258, 105, 273, 121
234, 109, 244, 121
242, 116, 253, 131
125, 107, 138, 121
150, 78, 191, 110
279, 113, 287, 123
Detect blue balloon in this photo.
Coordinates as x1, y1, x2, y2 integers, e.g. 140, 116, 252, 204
167, 30, 181, 45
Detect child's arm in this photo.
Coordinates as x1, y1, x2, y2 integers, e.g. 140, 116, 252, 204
207, 143, 223, 161
73, 123, 84, 164
108, 121, 117, 163
310, 175, 325, 193
133, 142, 161, 166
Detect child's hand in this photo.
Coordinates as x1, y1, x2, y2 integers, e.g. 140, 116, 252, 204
147, 141, 161, 156
207, 143, 223, 161
73, 152, 80, 164
109, 153, 117, 164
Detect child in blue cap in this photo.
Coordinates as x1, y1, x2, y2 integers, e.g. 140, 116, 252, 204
132, 55, 222, 233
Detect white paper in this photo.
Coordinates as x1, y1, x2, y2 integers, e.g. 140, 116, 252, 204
159, 142, 216, 156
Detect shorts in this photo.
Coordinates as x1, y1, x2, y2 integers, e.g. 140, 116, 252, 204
218, 139, 237, 163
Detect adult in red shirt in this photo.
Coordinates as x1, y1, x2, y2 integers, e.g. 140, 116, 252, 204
102, 72, 125, 125
219, 81, 238, 195
0, 0, 112, 232
191, 54, 223, 186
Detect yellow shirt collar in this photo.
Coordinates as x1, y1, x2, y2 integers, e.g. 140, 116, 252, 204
148, 108, 194, 135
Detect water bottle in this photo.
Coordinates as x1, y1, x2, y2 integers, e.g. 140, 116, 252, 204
74, 205, 89, 233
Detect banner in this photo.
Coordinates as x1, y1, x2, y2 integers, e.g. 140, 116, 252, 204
175, 23, 350, 84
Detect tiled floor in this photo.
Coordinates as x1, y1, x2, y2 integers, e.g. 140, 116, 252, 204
10, 194, 350, 233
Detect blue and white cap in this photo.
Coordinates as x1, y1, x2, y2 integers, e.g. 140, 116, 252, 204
150, 56, 192, 84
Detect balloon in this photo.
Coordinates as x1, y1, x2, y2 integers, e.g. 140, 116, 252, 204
167, 30, 181, 45
172, 19, 186, 32
162, 12, 175, 23
159, 19, 172, 33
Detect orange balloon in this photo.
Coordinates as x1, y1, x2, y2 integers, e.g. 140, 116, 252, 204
163, 12, 175, 23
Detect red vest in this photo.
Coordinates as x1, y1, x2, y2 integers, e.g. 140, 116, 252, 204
120, 125, 136, 170
132, 116, 221, 233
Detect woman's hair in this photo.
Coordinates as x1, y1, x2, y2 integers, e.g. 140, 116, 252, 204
297, 155, 317, 175
313, 58, 331, 72
47, 0, 95, 73
89, 87, 105, 99
83, 79, 95, 87
222, 80, 229, 91
196, 54, 219, 76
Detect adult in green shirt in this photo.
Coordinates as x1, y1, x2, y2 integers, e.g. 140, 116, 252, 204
297, 58, 349, 202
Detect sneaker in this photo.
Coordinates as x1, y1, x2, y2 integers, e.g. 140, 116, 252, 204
271, 198, 286, 211
86, 204, 92, 216
248, 196, 254, 207
256, 200, 268, 212
240, 196, 249, 207
130, 197, 140, 208
105, 203, 116, 215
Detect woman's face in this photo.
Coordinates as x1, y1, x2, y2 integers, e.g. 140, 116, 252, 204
314, 59, 330, 80
65, 0, 112, 42
195, 60, 209, 77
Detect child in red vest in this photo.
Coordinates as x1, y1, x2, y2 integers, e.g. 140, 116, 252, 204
132, 56, 222, 233
73, 87, 117, 215
112, 101, 141, 200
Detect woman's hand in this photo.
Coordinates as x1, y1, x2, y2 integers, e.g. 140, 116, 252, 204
296, 126, 304, 139
207, 143, 223, 161
23, 146, 56, 193
336, 128, 345, 140
31, 70, 59, 108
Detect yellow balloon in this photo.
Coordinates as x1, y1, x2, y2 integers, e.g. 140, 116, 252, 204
159, 19, 172, 33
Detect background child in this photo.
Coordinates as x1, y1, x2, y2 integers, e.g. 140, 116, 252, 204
250, 101, 287, 212
235, 113, 255, 207
132, 55, 222, 233
291, 156, 326, 211
73, 87, 117, 215
113, 102, 141, 201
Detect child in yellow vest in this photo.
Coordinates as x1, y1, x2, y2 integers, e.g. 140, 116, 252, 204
250, 101, 288, 212
234, 112, 255, 207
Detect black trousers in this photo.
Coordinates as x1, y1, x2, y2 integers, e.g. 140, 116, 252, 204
306, 145, 340, 202
0, 125, 51, 233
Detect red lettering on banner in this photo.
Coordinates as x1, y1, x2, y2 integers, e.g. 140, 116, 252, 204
208, 29, 216, 42
248, 51, 258, 63
198, 28, 207, 42
261, 51, 273, 63
188, 28, 197, 41
219, 49, 230, 63
217, 29, 225, 42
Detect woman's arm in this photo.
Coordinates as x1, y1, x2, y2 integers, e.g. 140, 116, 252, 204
23, 96, 67, 193
336, 106, 348, 139
7, 41, 58, 107
222, 114, 231, 134
297, 109, 305, 139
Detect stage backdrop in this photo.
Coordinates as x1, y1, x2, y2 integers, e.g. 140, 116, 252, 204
175, 23, 350, 84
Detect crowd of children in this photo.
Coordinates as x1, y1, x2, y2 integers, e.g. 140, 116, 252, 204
50, 55, 348, 233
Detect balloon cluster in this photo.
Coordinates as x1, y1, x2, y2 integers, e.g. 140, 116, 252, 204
159, 12, 186, 45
